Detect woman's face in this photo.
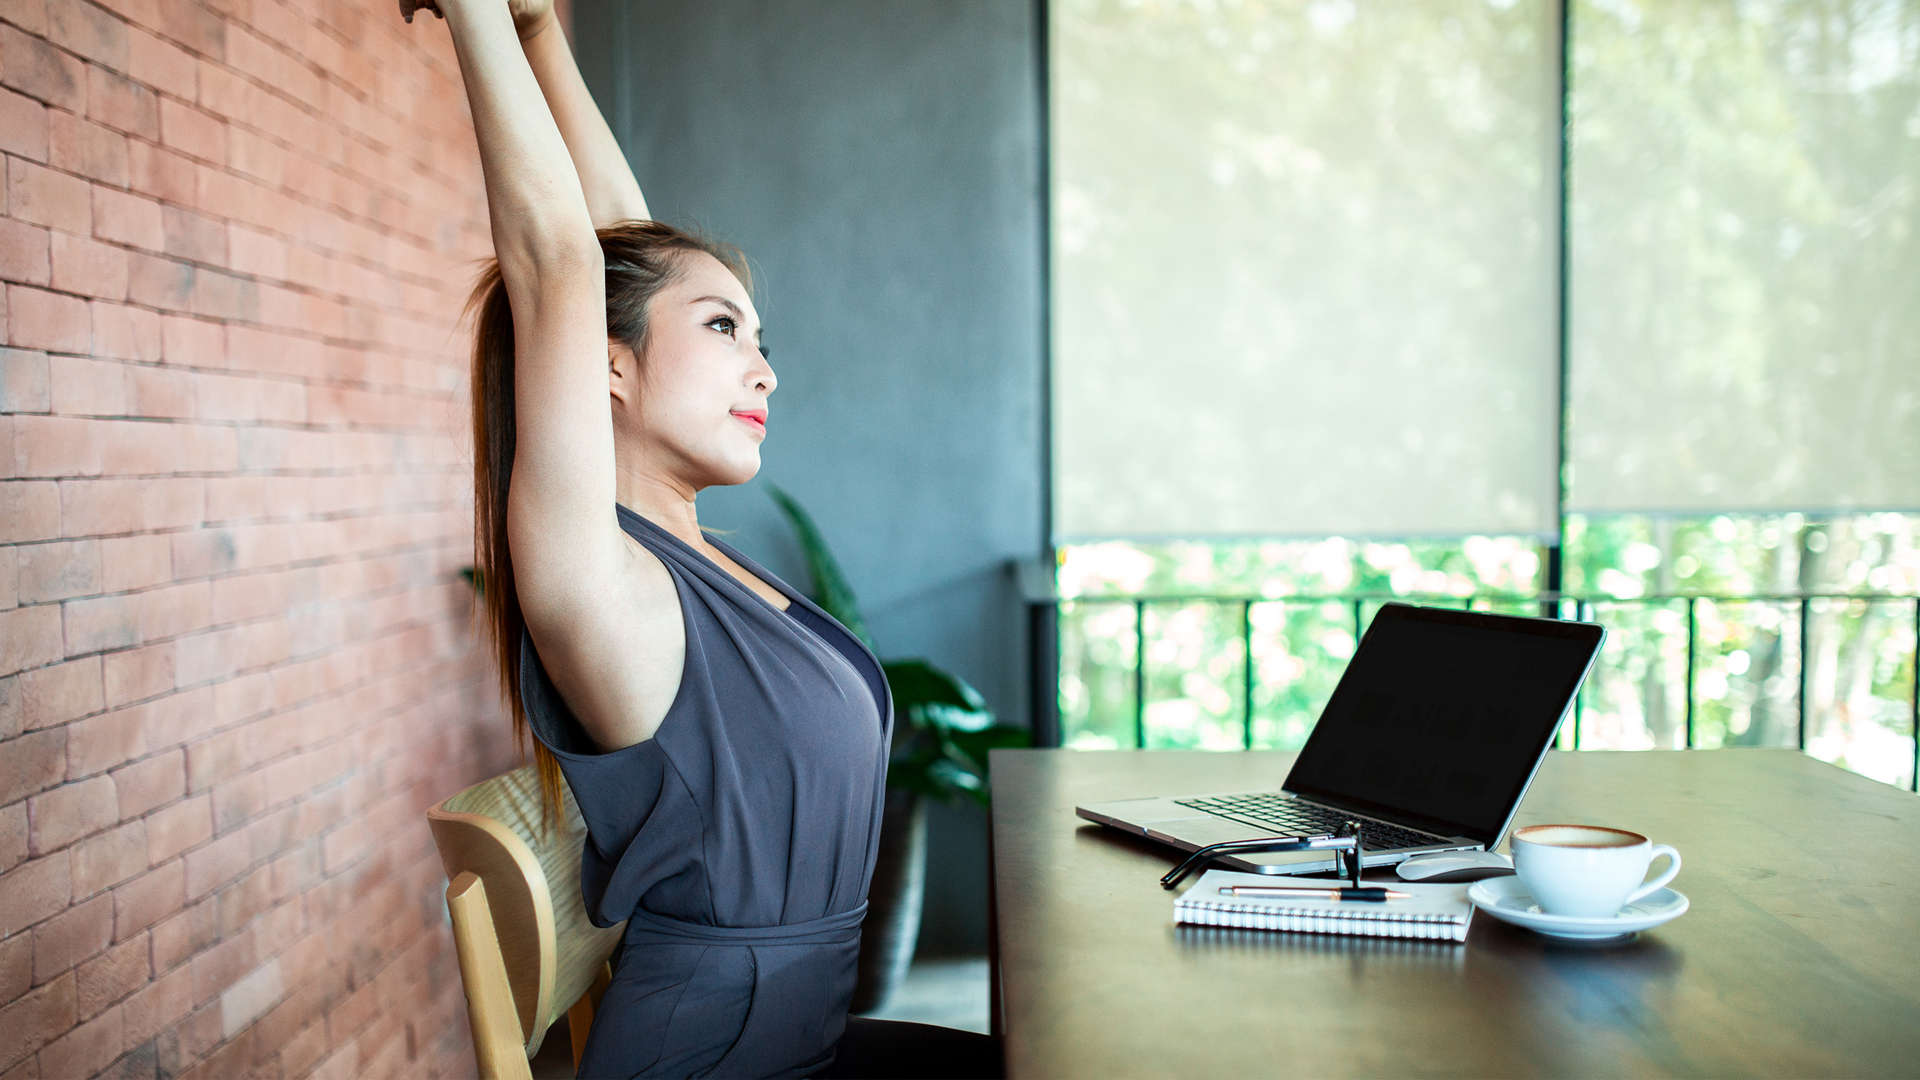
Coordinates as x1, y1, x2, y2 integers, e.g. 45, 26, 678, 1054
611, 252, 775, 491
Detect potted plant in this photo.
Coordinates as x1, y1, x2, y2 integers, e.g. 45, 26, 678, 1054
769, 487, 1029, 1013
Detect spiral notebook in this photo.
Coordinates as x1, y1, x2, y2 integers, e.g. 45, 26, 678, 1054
1174, 870, 1476, 942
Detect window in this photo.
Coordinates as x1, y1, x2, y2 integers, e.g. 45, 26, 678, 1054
1048, 0, 1920, 787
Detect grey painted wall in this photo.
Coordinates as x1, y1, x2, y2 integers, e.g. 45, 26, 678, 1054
573, 0, 1047, 954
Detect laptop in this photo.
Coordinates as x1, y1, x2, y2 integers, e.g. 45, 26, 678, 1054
1077, 602, 1606, 876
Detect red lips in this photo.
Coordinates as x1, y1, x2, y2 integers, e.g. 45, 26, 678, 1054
731, 409, 767, 435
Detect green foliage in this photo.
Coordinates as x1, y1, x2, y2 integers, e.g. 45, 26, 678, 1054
768, 485, 873, 649
769, 488, 1031, 806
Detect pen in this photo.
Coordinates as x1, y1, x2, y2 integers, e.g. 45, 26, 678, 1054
1220, 886, 1412, 902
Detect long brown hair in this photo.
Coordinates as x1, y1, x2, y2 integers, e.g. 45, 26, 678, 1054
469, 220, 751, 826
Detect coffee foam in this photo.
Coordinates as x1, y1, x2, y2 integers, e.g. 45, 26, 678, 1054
1515, 824, 1644, 848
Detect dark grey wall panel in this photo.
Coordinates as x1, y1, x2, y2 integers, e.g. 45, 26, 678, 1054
574, 0, 1046, 954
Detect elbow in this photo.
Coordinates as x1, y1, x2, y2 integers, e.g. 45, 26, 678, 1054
494, 226, 604, 287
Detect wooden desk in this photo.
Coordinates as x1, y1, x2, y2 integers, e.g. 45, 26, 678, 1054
988, 749, 1920, 1078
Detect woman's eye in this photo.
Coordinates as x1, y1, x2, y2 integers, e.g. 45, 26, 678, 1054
708, 316, 737, 337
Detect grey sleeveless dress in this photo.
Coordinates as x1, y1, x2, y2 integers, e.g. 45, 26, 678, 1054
519, 506, 890, 1079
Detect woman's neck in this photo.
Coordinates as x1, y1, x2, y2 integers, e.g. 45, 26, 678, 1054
614, 470, 705, 549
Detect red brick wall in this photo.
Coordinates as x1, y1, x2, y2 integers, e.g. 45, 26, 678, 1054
0, 0, 517, 1076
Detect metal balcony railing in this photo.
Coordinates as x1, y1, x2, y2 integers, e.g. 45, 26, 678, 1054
1027, 589, 1920, 791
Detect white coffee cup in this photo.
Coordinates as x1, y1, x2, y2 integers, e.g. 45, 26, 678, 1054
1510, 824, 1681, 918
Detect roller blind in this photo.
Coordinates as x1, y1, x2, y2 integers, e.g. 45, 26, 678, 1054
1567, 0, 1920, 514
1052, 0, 1562, 541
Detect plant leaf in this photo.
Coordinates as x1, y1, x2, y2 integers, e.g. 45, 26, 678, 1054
767, 484, 873, 648
881, 659, 988, 718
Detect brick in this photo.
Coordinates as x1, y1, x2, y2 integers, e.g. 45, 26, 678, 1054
0, 726, 65, 805
97, 638, 178, 714
159, 204, 221, 264
120, 963, 187, 1048
0, 24, 85, 112
182, 821, 245, 900
85, 0, 155, 29
0, 924, 26, 1001
0, 971, 74, 1073
0, 217, 50, 285
0, 347, 50, 412
266, 841, 315, 901
110, 746, 178, 816
5, 284, 89, 353
214, 863, 270, 935
62, 592, 136, 654
68, 817, 143, 896
124, 138, 193, 204
14, 414, 104, 484
157, 312, 217, 363
163, 0, 221, 59
210, 770, 263, 832
35, 999, 119, 1079
85, 64, 155, 139
28, 772, 114, 851
224, 221, 284, 280
46, 0, 127, 70
65, 699, 143, 777
0, 86, 47, 161
124, 363, 188, 417
47, 353, 126, 416
225, 127, 283, 189
124, 251, 189, 309
90, 185, 160, 250
143, 792, 206, 863
5, 157, 88, 233
140, 528, 224, 595
148, 893, 212, 975
59, 476, 204, 535
16, 540, 97, 604
125, 25, 192, 100
14, 653, 100, 724
89, 300, 160, 361
0, 602, 63, 675
0, 852, 70, 937
136, 580, 208, 640
183, 727, 240, 792
74, 931, 144, 1019
188, 267, 252, 320
47, 110, 125, 185
0, 0, 48, 34
187, 923, 249, 1004
157, 96, 220, 162
47, 228, 127, 298
0, 480, 55, 545
110, 857, 179, 940
0, 802, 24, 873
218, 955, 278, 1039
31, 890, 110, 981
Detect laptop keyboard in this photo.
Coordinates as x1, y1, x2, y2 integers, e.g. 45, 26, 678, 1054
1173, 793, 1451, 852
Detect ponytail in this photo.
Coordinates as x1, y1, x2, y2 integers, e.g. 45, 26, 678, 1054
468, 220, 751, 828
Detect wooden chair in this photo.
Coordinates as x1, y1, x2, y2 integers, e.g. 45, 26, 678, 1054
428, 765, 626, 1079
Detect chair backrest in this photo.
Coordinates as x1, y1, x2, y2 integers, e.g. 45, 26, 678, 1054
427, 765, 625, 1063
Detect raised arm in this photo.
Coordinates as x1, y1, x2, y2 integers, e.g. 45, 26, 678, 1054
513, 1, 651, 226
404, 0, 682, 751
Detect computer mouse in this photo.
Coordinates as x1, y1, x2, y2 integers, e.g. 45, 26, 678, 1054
1395, 849, 1515, 882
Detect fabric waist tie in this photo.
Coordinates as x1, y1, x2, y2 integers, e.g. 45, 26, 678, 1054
624, 902, 868, 947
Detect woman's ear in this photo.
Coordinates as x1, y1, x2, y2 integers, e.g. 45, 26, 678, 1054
608, 340, 638, 407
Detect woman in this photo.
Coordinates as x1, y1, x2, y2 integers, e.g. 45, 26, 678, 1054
399, 1, 1003, 1077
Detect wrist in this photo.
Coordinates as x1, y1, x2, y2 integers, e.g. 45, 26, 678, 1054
516, 10, 556, 41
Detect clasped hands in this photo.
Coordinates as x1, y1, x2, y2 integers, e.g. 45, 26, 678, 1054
399, 0, 556, 41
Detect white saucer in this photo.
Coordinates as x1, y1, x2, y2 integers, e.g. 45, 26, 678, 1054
1467, 875, 1689, 940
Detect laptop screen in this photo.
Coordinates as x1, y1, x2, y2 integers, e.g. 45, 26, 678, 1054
1283, 604, 1604, 844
